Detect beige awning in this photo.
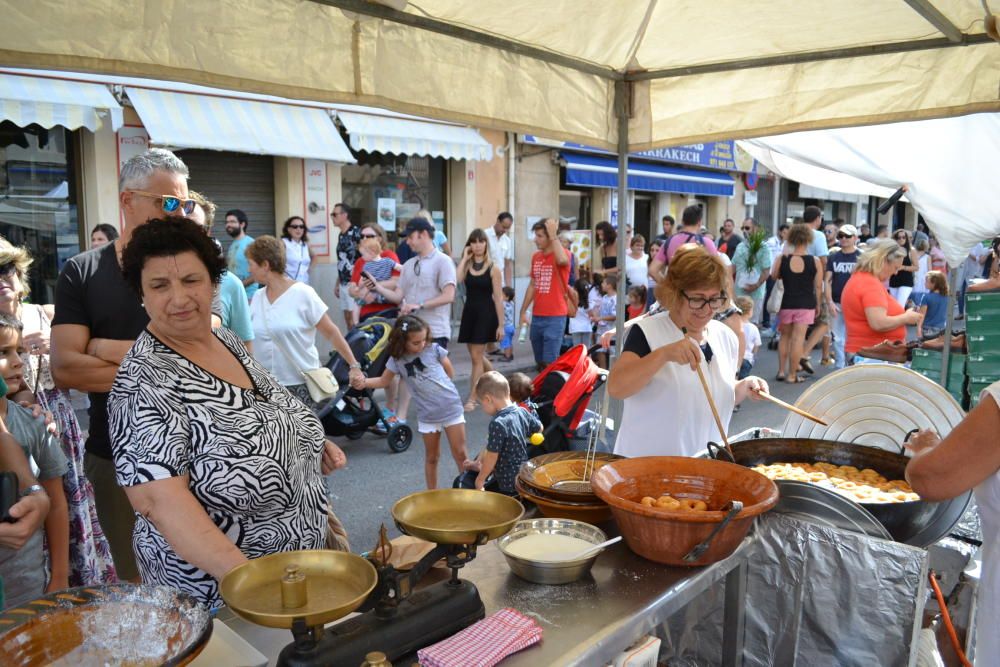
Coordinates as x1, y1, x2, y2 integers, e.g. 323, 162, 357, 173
2, 0, 997, 149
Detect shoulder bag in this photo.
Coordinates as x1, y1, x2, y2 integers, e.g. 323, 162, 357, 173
766, 257, 785, 315
263, 314, 339, 404
555, 262, 579, 317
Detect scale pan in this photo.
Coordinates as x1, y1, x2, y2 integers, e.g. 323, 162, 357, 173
392, 489, 524, 544
220, 550, 377, 629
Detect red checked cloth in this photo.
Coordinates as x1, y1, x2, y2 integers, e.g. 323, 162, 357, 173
417, 607, 543, 667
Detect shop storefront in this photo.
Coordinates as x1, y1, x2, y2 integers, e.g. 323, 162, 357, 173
0, 71, 123, 302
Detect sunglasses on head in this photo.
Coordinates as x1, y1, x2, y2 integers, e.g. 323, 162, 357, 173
128, 191, 197, 216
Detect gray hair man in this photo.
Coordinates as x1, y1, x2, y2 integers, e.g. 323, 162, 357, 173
51, 148, 191, 581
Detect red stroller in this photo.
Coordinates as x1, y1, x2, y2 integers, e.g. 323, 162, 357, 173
530, 345, 608, 456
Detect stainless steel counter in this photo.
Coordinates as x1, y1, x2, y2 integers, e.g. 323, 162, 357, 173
220, 536, 754, 666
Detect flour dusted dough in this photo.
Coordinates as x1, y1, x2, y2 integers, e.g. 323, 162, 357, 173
505, 533, 597, 561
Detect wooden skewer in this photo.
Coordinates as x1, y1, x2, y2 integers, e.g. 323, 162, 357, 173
682, 327, 732, 454
757, 390, 829, 426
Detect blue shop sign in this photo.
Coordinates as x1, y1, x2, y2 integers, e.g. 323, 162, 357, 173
521, 135, 751, 172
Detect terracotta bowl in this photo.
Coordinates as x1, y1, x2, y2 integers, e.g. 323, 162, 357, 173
516, 478, 613, 524
590, 456, 779, 566
518, 452, 624, 502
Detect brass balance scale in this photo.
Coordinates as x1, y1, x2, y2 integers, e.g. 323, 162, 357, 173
221, 489, 524, 666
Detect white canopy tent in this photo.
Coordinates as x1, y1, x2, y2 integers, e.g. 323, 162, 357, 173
742, 113, 1000, 269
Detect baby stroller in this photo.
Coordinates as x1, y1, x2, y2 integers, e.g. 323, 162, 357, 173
529, 344, 608, 457
316, 314, 414, 452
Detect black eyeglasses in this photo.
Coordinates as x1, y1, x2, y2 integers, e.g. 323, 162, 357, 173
680, 290, 728, 311
0, 262, 16, 278
360, 233, 379, 239
741, 227, 751, 232
288, 224, 305, 230
414, 259, 422, 277
837, 233, 854, 240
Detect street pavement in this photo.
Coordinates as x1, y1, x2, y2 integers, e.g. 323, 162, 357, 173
328, 330, 839, 549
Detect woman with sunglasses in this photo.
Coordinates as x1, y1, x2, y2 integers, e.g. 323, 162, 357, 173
888, 229, 919, 307
281, 216, 312, 284
348, 224, 401, 322
608, 246, 767, 458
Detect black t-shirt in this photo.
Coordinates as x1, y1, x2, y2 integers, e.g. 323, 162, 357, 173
52, 243, 149, 459
827, 250, 860, 303
719, 234, 742, 259
779, 254, 818, 310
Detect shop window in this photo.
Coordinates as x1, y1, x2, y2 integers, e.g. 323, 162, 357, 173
342, 155, 447, 247
559, 190, 591, 230
0, 122, 79, 303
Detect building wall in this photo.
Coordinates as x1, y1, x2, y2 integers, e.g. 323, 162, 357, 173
475, 129, 507, 233
513, 149, 559, 278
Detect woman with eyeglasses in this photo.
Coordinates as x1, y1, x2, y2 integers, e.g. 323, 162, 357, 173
888, 229, 919, 307
280, 216, 312, 284
768, 223, 823, 384
608, 246, 768, 458
348, 223, 401, 322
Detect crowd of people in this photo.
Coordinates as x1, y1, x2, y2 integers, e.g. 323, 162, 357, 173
0, 145, 997, 646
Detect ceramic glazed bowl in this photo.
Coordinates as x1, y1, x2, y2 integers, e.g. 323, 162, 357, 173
590, 456, 779, 566
517, 451, 624, 502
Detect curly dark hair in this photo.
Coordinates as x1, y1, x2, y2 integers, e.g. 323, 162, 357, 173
121, 217, 227, 295
386, 315, 430, 359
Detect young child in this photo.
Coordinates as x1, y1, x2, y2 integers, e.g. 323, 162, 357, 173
473, 372, 542, 495
592, 274, 618, 368
499, 286, 516, 362
508, 372, 534, 407
734, 296, 761, 381
361, 316, 468, 489
567, 278, 593, 348
0, 314, 69, 608
915, 270, 949, 339
626, 285, 646, 320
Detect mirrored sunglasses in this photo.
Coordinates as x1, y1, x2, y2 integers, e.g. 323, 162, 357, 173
129, 190, 197, 216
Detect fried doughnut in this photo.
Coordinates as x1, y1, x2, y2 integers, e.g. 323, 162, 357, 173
641, 496, 656, 507
656, 496, 682, 510
678, 498, 708, 511
837, 481, 858, 490
807, 472, 827, 482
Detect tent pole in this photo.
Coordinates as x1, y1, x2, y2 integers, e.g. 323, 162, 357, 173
940, 267, 960, 388
610, 80, 630, 432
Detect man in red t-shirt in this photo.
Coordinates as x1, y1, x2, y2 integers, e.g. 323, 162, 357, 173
519, 218, 570, 369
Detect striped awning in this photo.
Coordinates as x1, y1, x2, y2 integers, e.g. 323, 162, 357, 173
125, 87, 355, 163
0, 72, 123, 132
335, 110, 493, 161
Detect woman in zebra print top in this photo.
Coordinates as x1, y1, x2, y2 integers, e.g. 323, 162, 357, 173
108, 217, 347, 606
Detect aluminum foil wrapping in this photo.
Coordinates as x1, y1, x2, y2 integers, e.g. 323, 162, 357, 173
658, 514, 929, 666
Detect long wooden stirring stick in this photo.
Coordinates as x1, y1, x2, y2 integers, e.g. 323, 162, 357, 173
682, 328, 732, 455
757, 390, 829, 426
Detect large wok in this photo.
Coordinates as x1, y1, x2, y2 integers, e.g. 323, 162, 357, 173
708, 437, 972, 546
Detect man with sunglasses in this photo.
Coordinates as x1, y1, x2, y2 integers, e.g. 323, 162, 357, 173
51, 148, 191, 582
332, 203, 361, 330
826, 225, 861, 368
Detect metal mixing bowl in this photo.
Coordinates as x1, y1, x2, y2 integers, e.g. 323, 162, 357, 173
496, 518, 608, 585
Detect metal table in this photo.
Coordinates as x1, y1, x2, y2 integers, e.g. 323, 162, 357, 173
220, 536, 754, 666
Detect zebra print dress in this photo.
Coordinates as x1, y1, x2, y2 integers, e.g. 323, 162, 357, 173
108, 327, 327, 607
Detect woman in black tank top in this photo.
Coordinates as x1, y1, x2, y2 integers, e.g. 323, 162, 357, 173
769, 223, 823, 383
596, 221, 618, 277
889, 230, 918, 307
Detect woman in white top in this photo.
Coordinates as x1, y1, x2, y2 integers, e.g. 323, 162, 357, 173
905, 382, 1000, 667
624, 234, 649, 289
281, 216, 312, 284
608, 246, 768, 458
246, 236, 363, 409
